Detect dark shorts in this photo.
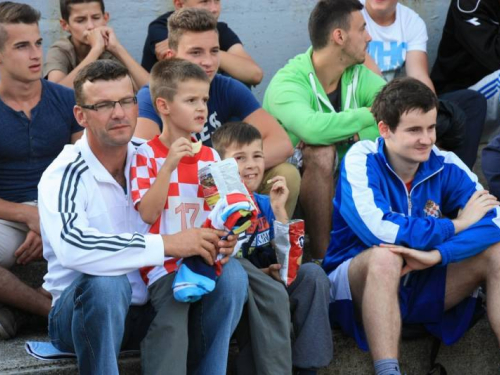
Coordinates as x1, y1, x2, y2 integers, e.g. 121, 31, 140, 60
327, 258, 481, 351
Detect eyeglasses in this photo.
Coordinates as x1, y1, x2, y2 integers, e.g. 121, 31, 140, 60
80, 96, 137, 113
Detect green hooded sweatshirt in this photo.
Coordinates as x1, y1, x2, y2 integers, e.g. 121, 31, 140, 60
263, 47, 386, 159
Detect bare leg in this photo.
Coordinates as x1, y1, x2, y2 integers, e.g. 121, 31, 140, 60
349, 247, 403, 360
0, 266, 51, 317
300, 145, 336, 259
444, 242, 500, 344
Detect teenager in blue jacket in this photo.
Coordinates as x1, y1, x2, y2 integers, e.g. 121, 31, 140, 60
324, 77, 500, 375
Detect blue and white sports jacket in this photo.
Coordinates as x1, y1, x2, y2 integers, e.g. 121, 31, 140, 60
323, 138, 500, 274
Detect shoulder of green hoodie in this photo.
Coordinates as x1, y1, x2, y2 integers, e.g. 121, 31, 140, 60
263, 47, 385, 156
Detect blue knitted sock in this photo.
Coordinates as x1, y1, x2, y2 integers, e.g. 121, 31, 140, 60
172, 256, 217, 303
374, 359, 401, 375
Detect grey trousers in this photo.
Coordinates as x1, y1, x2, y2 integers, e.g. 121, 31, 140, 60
288, 263, 333, 369
141, 259, 248, 375
235, 260, 333, 373
235, 258, 292, 375
141, 273, 189, 375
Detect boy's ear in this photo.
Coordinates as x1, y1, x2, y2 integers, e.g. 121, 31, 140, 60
165, 49, 176, 60
103, 12, 110, 24
60, 18, 70, 33
156, 97, 170, 116
173, 0, 184, 10
378, 121, 391, 139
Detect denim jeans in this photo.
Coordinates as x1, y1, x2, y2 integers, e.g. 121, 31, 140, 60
49, 258, 248, 375
48, 274, 149, 374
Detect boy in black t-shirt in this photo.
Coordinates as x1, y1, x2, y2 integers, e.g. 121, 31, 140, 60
141, 0, 263, 86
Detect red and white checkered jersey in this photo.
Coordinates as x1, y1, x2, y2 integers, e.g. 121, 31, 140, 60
130, 136, 220, 286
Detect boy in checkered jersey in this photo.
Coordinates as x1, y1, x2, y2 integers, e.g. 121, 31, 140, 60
130, 58, 228, 374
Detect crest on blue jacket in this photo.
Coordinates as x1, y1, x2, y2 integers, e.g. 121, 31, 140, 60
423, 200, 442, 218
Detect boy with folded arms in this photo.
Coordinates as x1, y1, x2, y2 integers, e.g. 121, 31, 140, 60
44, 0, 148, 89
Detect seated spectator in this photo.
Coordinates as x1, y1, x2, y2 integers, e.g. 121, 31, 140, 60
482, 135, 500, 199
130, 58, 239, 374
135, 8, 299, 218
324, 77, 500, 375
431, 0, 500, 141
263, 0, 385, 261
212, 122, 333, 375
0, 1, 83, 339
361, 0, 486, 168
43, 0, 149, 89
141, 0, 262, 86
39, 59, 247, 374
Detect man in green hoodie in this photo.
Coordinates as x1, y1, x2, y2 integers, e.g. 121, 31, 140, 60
263, 0, 385, 261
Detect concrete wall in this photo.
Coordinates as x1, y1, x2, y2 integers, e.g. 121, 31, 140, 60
26, 0, 448, 101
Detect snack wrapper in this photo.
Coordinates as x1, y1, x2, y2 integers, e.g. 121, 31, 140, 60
274, 219, 304, 286
199, 158, 251, 209
198, 158, 257, 261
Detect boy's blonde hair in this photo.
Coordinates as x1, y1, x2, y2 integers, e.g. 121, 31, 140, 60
150, 58, 209, 112
167, 7, 218, 51
211, 121, 263, 159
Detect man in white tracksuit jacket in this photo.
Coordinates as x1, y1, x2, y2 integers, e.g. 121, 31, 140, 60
38, 60, 247, 375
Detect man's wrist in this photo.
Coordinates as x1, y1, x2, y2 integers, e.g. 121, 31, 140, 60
162, 235, 173, 257
452, 218, 466, 234
18, 204, 36, 224
430, 249, 443, 266
107, 42, 124, 57
88, 46, 104, 59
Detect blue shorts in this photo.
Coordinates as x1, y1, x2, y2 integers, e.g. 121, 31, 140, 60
327, 258, 482, 351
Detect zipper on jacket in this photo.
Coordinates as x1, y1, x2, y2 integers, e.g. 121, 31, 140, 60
384, 163, 412, 216
385, 163, 444, 216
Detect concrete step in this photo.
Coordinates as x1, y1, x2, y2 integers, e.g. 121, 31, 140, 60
320, 318, 500, 375
0, 332, 140, 374
1, 317, 498, 374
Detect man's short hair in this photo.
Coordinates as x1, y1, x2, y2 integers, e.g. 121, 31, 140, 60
167, 8, 218, 51
212, 121, 262, 159
74, 60, 129, 105
371, 77, 439, 132
60, 0, 105, 22
150, 58, 210, 112
0, 2, 40, 50
308, 0, 363, 50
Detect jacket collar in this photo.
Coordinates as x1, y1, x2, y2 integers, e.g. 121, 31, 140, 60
78, 130, 136, 185
304, 47, 334, 112
304, 47, 360, 112
376, 137, 444, 186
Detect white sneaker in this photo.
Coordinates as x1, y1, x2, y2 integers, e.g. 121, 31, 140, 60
0, 307, 17, 340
